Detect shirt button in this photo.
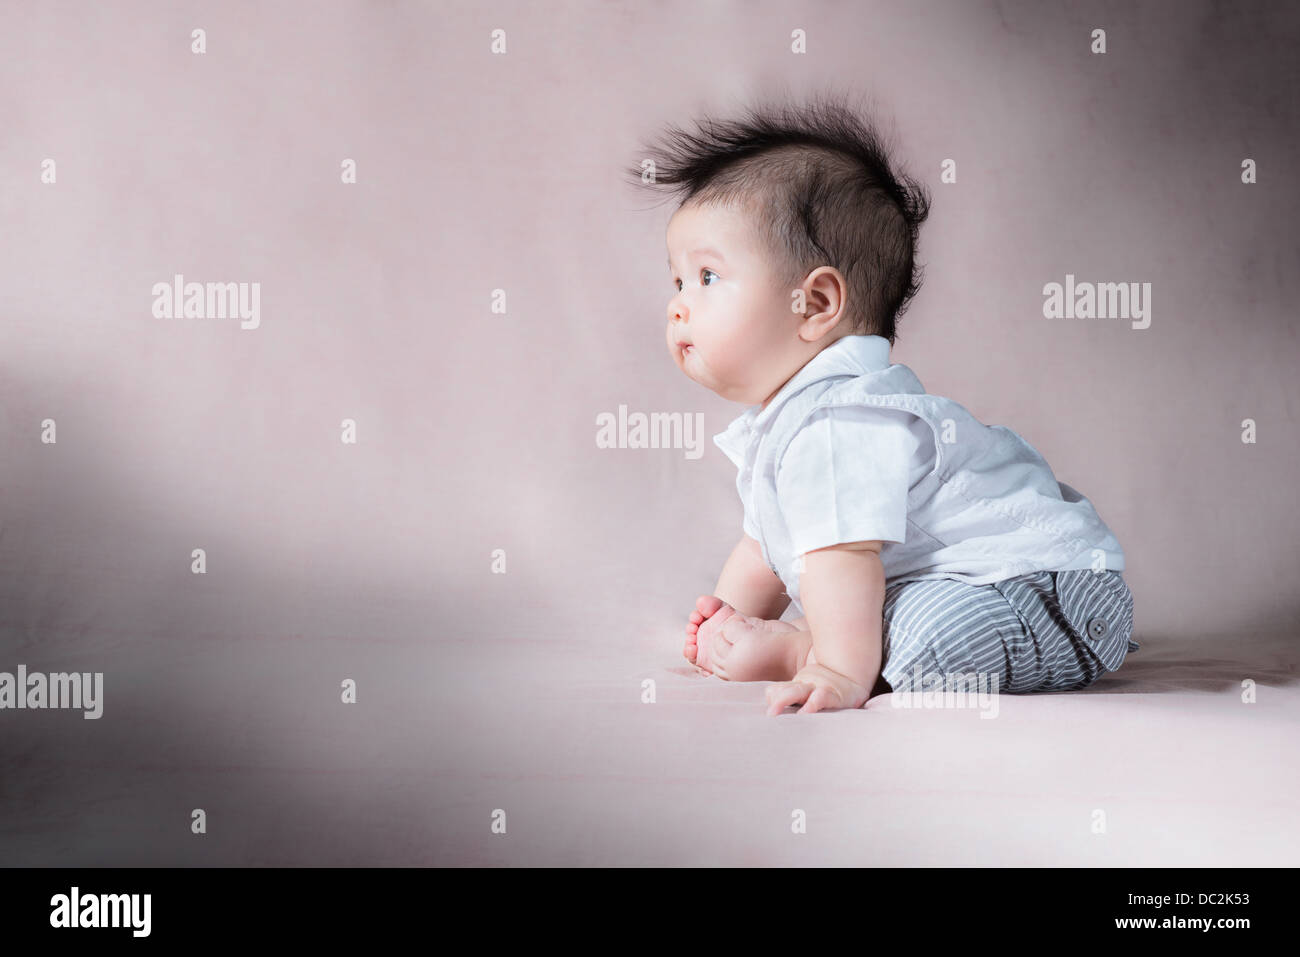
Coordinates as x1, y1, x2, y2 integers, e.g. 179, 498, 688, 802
1087, 617, 1109, 639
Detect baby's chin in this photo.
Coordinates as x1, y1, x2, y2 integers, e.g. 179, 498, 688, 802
695, 374, 751, 404
676, 346, 701, 377
679, 352, 748, 402
679, 364, 717, 395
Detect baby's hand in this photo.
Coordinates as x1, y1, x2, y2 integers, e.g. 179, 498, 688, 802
766, 662, 871, 715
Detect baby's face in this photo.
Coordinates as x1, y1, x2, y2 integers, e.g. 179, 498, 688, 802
665, 201, 803, 406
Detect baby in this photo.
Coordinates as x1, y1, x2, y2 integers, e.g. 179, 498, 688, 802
630, 94, 1137, 715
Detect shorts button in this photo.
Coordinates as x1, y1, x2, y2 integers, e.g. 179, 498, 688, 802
1087, 617, 1109, 639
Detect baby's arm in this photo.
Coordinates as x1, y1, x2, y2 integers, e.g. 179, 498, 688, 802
712, 533, 791, 621
767, 541, 885, 713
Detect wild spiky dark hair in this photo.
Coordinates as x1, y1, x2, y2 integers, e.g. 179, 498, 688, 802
627, 92, 931, 344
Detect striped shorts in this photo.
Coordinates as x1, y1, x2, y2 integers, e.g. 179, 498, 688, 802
878, 569, 1137, 695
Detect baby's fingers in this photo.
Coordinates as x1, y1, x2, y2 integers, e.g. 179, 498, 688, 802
798, 685, 841, 714
765, 680, 812, 716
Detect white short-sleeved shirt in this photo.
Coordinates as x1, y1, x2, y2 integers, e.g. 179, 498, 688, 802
774, 406, 932, 555
714, 334, 1126, 608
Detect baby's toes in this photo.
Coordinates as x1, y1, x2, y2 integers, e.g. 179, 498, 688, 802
695, 595, 725, 619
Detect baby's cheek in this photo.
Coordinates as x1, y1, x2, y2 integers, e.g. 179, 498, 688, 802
699, 335, 742, 375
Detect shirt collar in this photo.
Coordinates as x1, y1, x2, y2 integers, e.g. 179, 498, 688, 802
712, 334, 893, 466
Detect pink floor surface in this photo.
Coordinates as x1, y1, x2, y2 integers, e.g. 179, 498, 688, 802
3, 599, 1297, 866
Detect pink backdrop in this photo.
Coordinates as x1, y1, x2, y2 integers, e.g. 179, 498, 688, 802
2, 0, 1297, 866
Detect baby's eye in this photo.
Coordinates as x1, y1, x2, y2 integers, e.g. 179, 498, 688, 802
672, 269, 719, 292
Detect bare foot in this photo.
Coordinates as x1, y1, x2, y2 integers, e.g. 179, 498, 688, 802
688, 599, 815, 682
684, 595, 735, 667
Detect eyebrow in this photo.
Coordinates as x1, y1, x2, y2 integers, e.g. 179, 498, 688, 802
667, 247, 727, 271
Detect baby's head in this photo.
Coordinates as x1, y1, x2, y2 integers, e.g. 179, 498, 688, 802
630, 93, 931, 407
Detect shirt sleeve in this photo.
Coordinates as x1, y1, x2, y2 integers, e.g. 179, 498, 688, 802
775, 405, 922, 555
